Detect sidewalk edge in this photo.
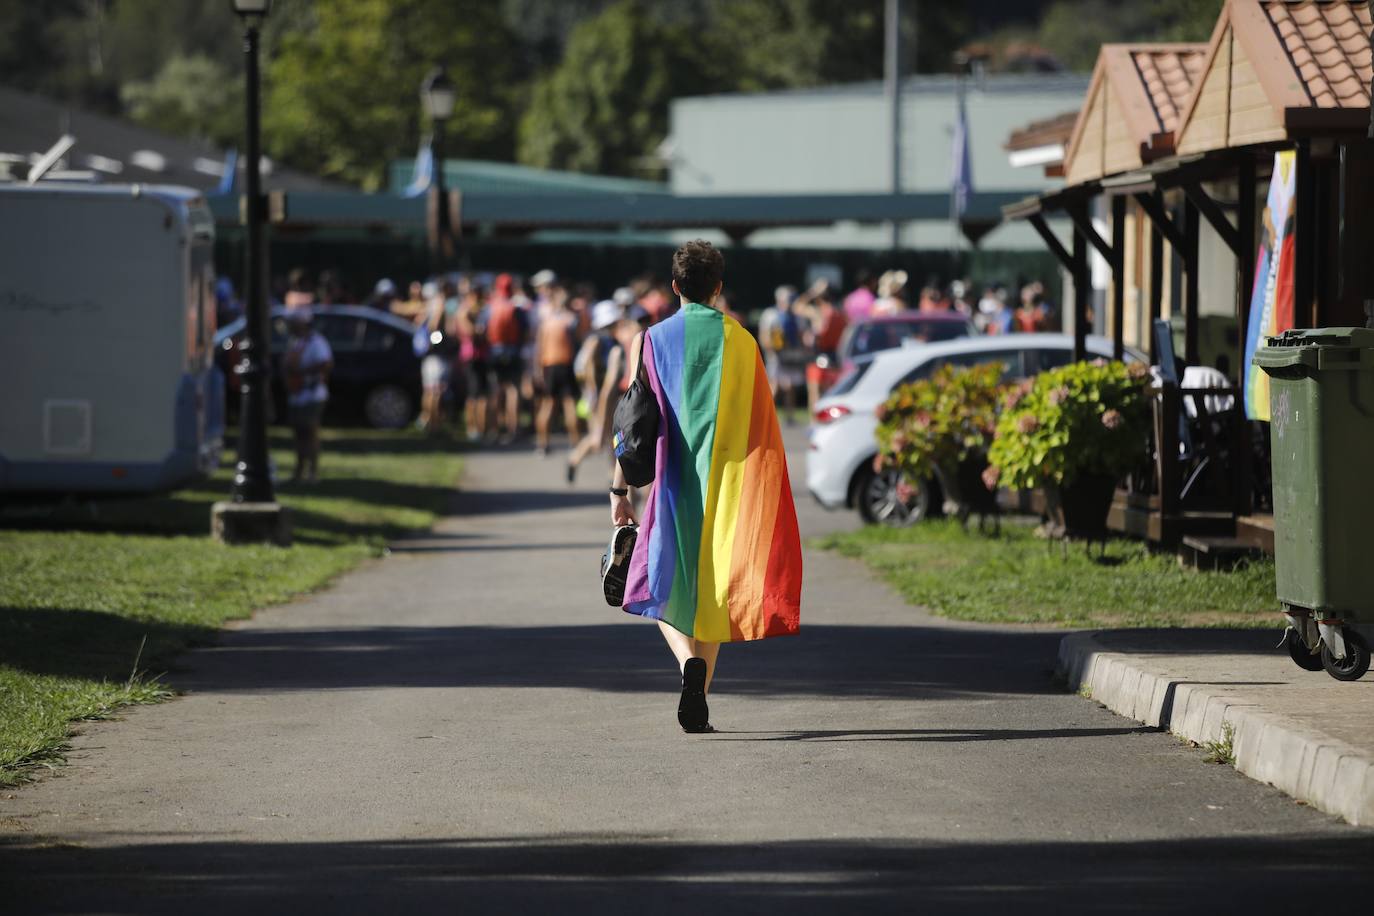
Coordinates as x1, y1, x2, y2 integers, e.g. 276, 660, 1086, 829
1057, 632, 1374, 826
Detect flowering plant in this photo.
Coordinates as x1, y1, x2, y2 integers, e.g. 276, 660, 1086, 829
875, 362, 1007, 484
987, 359, 1150, 491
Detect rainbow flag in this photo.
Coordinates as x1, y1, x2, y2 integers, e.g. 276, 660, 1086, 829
1243, 150, 1298, 421
623, 302, 802, 641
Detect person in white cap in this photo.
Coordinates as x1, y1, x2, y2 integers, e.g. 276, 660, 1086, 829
369, 278, 398, 312
566, 299, 626, 483
284, 308, 333, 483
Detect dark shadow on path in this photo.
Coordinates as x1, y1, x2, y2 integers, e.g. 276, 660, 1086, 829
713, 725, 1153, 742
158, 621, 1071, 701
387, 540, 604, 554
452, 488, 610, 516
5, 832, 1374, 916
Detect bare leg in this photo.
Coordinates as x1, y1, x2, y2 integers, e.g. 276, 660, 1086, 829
291, 426, 306, 482
504, 385, 520, 437
561, 396, 580, 446
568, 424, 599, 467
658, 620, 695, 670
696, 639, 721, 692
305, 422, 322, 481
534, 397, 553, 450
657, 621, 722, 694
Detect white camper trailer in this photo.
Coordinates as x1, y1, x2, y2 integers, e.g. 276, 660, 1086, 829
0, 184, 224, 494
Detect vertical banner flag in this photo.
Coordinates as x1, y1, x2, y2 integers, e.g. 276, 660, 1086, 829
403, 137, 435, 198
1243, 151, 1297, 421
950, 89, 973, 222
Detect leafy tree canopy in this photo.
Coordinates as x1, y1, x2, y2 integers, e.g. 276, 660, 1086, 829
516, 0, 722, 177
263, 0, 522, 190
121, 55, 241, 149
0, 0, 1229, 183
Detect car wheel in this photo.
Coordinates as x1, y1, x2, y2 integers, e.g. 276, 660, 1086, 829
364, 384, 414, 429
854, 463, 930, 527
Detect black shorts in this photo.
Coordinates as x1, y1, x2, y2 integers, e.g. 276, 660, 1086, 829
542, 363, 575, 400
465, 360, 490, 397
489, 349, 523, 388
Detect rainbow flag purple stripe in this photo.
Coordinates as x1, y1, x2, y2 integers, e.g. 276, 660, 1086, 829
623, 302, 802, 641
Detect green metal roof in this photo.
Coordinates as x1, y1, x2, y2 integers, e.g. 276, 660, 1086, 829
209, 189, 1031, 232
387, 158, 669, 197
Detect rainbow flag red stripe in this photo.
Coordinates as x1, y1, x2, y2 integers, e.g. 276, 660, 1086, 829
623, 302, 802, 641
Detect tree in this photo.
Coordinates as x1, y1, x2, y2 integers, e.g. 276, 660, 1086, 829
121, 55, 241, 148
1034, 0, 1224, 71
263, 0, 522, 190
705, 0, 973, 90
516, 0, 723, 177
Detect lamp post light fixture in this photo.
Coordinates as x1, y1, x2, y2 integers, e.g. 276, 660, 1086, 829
422, 66, 455, 273
213, 0, 290, 544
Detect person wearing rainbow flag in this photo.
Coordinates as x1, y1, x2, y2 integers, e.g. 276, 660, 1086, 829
609, 240, 803, 733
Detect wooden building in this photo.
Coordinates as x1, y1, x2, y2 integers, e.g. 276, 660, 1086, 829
1004, 0, 1373, 553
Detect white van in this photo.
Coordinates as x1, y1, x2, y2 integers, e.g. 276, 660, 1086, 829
0, 183, 224, 494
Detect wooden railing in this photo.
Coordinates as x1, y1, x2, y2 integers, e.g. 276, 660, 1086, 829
1118, 383, 1251, 543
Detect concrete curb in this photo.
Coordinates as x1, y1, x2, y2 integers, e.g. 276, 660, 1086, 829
1058, 632, 1374, 826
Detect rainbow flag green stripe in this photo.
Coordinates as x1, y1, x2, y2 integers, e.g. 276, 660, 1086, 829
624, 303, 801, 641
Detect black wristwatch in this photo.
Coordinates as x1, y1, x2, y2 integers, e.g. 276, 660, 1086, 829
609, 487, 629, 497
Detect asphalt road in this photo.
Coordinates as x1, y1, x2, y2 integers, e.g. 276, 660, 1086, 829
4, 432, 1372, 914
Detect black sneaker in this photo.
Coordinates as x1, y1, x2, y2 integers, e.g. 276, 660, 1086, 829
600, 524, 638, 607
678, 657, 711, 733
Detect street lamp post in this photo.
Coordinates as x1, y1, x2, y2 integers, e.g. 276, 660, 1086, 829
230, 0, 273, 505
422, 66, 455, 274
214, 0, 289, 544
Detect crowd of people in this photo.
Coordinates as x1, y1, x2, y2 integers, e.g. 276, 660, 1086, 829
222, 263, 1057, 485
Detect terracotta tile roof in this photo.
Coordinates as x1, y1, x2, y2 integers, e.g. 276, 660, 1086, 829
1130, 47, 1207, 132
1264, 0, 1372, 108
1005, 110, 1079, 151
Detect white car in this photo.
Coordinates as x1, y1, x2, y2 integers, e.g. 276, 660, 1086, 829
806, 333, 1146, 525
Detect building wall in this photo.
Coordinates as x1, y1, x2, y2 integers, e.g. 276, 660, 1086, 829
669, 74, 1089, 251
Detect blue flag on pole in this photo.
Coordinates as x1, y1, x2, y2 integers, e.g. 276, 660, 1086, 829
216, 148, 238, 196
403, 138, 434, 198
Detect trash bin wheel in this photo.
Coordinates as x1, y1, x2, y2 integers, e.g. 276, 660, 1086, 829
1321, 628, 1370, 681
1285, 629, 1325, 672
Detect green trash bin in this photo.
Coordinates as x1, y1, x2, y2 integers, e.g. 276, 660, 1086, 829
1253, 327, 1374, 681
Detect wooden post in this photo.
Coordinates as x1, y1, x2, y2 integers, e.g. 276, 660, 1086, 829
1235, 152, 1256, 516
1157, 382, 1181, 540
1294, 139, 1315, 328
1149, 217, 1163, 364
1072, 225, 1089, 361
1236, 154, 1256, 358
1184, 199, 1200, 365
1111, 195, 1126, 361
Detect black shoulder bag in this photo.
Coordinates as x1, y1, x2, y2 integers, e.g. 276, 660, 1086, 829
612, 352, 660, 488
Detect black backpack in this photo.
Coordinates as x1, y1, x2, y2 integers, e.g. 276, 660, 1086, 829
612, 359, 660, 487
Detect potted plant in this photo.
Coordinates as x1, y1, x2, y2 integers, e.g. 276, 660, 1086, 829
875, 361, 1007, 524
987, 359, 1150, 539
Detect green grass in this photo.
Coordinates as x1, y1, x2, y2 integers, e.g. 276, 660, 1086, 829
0, 427, 463, 786
814, 519, 1278, 629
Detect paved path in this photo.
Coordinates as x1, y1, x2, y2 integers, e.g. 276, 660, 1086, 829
4, 436, 1373, 914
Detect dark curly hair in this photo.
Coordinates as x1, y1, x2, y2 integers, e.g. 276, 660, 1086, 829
671, 239, 725, 304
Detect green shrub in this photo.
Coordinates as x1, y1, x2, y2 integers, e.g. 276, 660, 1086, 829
987, 359, 1150, 490
874, 362, 1007, 485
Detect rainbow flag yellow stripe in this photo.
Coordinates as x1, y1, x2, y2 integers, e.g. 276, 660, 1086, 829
623, 302, 802, 641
